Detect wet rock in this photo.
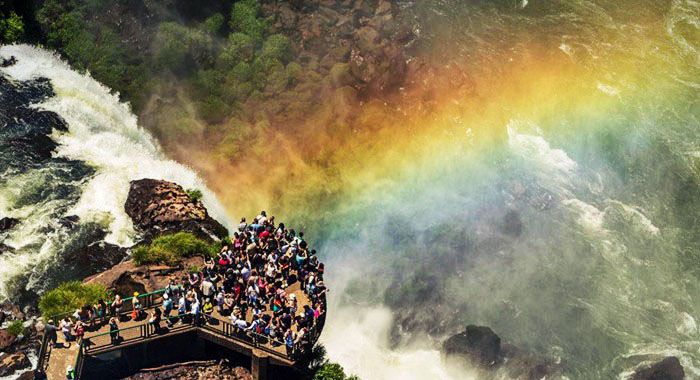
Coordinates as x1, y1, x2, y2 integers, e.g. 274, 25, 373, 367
0, 243, 14, 255
0, 329, 17, 351
125, 179, 228, 242
0, 352, 31, 377
58, 215, 80, 229
443, 325, 563, 379
1, 56, 16, 67
0, 217, 19, 232
631, 357, 684, 380
443, 325, 502, 367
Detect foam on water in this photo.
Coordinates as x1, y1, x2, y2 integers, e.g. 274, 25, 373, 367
0, 44, 231, 298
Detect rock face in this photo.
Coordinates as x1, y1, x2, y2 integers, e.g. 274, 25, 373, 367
125, 179, 227, 242
443, 325, 562, 380
443, 325, 502, 367
631, 357, 685, 380
0, 352, 31, 377
0, 329, 16, 351
124, 360, 252, 380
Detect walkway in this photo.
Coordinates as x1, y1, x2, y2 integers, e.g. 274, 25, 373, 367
39, 281, 314, 379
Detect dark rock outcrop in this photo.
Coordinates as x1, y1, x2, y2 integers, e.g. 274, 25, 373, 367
443, 325, 562, 380
125, 179, 228, 242
443, 325, 502, 367
631, 357, 685, 380
0, 217, 19, 232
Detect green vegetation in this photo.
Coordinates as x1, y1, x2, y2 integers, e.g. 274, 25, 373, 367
6, 320, 25, 337
131, 232, 215, 266
0, 10, 23, 42
313, 363, 359, 380
186, 188, 204, 202
39, 281, 109, 319
35, 0, 307, 122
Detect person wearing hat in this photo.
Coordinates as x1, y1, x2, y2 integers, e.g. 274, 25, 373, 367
162, 292, 173, 318
131, 292, 143, 320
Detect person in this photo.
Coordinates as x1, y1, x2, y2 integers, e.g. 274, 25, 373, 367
109, 317, 120, 344
44, 319, 58, 348
202, 299, 214, 323
60, 317, 73, 341
74, 321, 85, 342
66, 365, 76, 380
111, 295, 123, 318
96, 299, 108, 324
162, 292, 173, 318
190, 298, 201, 326
177, 294, 187, 316
215, 290, 225, 314
284, 329, 295, 357
148, 308, 162, 333
131, 293, 143, 320
201, 277, 215, 299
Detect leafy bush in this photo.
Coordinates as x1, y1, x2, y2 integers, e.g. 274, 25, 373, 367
0, 11, 25, 42
132, 232, 214, 266
313, 363, 359, 380
229, 0, 268, 42
6, 320, 25, 337
39, 281, 109, 319
186, 188, 204, 202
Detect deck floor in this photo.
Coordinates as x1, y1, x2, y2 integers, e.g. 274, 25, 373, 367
44, 281, 307, 379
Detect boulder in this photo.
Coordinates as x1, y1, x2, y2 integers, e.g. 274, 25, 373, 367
125, 179, 228, 242
443, 325, 502, 367
631, 357, 685, 380
0, 243, 14, 255
443, 325, 562, 379
0, 352, 31, 377
0, 329, 16, 351
0, 217, 19, 232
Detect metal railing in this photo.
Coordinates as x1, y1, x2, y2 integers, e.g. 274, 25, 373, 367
42, 286, 327, 378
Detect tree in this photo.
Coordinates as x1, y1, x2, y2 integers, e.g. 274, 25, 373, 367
0, 11, 24, 42
229, 0, 268, 43
313, 363, 360, 380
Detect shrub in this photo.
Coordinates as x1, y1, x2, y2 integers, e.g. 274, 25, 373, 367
6, 320, 24, 337
261, 34, 291, 64
229, 0, 268, 42
132, 232, 214, 266
39, 281, 109, 319
186, 188, 204, 202
313, 363, 357, 380
0, 11, 25, 42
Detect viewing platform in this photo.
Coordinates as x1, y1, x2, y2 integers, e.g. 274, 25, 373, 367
37, 281, 322, 380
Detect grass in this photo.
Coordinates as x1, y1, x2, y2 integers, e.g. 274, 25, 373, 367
39, 281, 109, 319
132, 232, 216, 266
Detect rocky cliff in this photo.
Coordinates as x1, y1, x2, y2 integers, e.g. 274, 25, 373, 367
125, 179, 228, 243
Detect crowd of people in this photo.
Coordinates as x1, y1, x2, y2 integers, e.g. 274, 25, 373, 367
43, 211, 328, 359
